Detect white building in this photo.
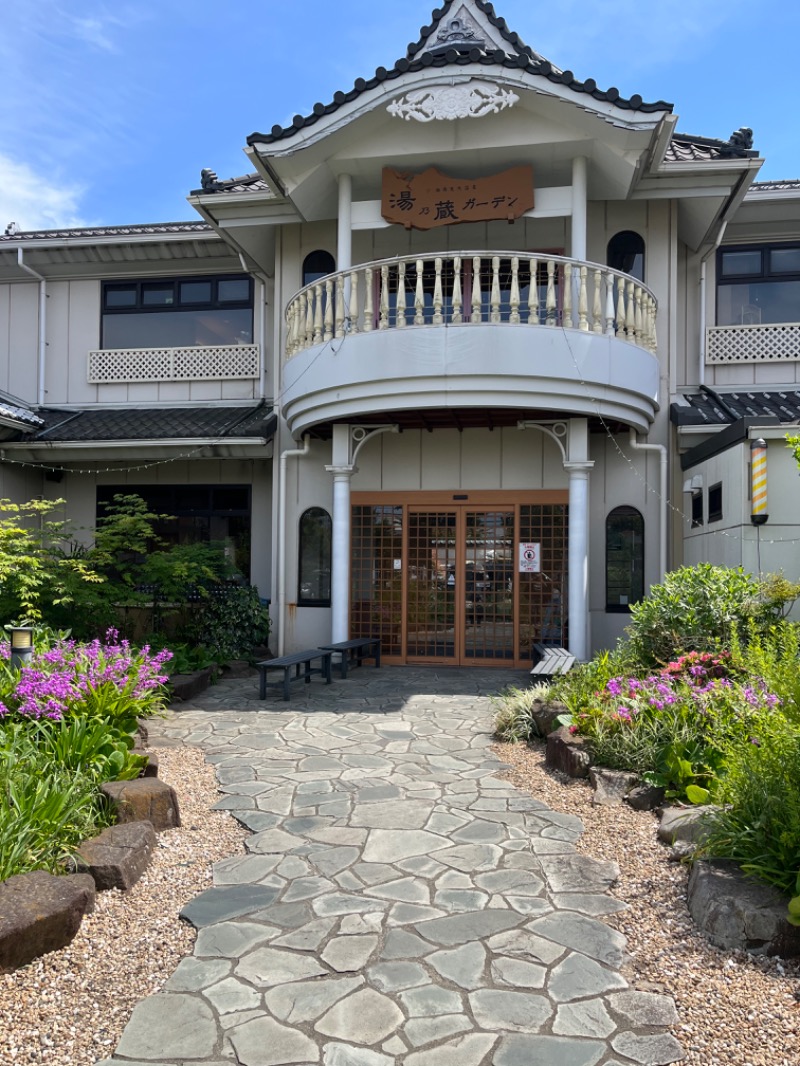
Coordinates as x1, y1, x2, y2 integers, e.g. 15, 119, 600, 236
0, 0, 798, 667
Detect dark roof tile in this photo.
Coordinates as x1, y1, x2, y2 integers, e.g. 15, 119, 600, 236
26, 404, 275, 443
0, 222, 212, 243
671, 390, 800, 427
665, 132, 759, 163
247, 1, 671, 149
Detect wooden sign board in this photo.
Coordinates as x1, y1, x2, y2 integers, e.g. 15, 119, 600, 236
382, 165, 534, 230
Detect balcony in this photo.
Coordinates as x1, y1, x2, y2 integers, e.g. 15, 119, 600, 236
281, 252, 660, 434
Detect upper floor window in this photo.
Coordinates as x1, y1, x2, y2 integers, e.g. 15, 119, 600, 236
101, 274, 253, 350
303, 251, 336, 287
605, 506, 644, 611
607, 231, 645, 283
717, 243, 800, 325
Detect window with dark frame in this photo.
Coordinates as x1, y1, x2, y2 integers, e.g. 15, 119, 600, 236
303, 251, 336, 287
691, 491, 704, 529
96, 484, 252, 578
298, 507, 332, 607
605, 506, 644, 612
717, 243, 800, 326
708, 482, 723, 523
101, 274, 254, 350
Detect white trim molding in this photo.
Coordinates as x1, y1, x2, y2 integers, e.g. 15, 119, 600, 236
387, 82, 519, 123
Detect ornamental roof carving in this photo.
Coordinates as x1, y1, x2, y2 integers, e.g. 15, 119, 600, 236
247, 0, 672, 149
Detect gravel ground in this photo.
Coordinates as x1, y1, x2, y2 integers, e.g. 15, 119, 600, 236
497, 738, 800, 1066
0, 743, 247, 1066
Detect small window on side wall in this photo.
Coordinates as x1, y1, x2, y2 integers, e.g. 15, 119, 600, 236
606, 506, 644, 612
708, 483, 723, 523
691, 492, 704, 529
298, 507, 332, 606
607, 231, 645, 283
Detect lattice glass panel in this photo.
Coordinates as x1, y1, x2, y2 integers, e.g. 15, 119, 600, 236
518, 504, 568, 657
707, 324, 800, 364
350, 505, 404, 657
87, 345, 260, 383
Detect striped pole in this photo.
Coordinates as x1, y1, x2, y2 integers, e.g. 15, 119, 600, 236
750, 438, 768, 525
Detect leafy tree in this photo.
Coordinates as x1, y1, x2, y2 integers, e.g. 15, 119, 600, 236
788, 433, 800, 471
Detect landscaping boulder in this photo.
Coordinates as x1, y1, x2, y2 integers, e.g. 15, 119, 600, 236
545, 726, 592, 778
101, 778, 181, 831
75, 821, 156, 891
132, 745, 160, 778
688, 859, 800, 957
529, 699, 569, 737
625, 783, 666, 811
0, 871, 96, 972
657, 806, 718, 849
590, 768, 639, 806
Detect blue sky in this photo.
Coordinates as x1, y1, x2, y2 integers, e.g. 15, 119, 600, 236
1, 0, 796, 231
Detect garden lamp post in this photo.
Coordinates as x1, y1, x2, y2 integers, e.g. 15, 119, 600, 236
9, 626, 34, 670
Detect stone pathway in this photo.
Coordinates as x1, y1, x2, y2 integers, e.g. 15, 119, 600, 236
98, 667, 683, 1066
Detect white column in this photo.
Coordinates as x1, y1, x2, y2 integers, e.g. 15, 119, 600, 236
325, 464, 356, 644
337, 173, 353, 273
565, 461, 593, 662
571, 156, 587, 262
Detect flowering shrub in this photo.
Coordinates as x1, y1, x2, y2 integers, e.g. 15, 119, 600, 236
0, 629, 171, 724
569, 660, 782, 802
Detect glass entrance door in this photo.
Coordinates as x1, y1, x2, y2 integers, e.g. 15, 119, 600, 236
350, 495, 568, 667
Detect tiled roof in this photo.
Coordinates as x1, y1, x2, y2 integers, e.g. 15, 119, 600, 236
665, 133, 759, 163
0, 398, 44, 428
671, 390, 800, 427
189, 173, 273, 197
248, 0, 672, 149
25, 404, 276, 443
0, 222, 212, 243
750, 179, 800, 192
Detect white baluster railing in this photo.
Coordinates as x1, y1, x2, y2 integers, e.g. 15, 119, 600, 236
284, 252, 658, 358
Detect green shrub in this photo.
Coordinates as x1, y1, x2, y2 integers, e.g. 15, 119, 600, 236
626, 564, 797, 668
493, 683, 552, 742
187, 584, 271, 662
703, 719, 800, 897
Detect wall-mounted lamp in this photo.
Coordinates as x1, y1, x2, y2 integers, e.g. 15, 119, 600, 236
9, 626, 34, 670
682, 474, 704, 494
750, 438, 768, 525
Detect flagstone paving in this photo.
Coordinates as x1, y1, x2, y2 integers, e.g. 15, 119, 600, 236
98, 667, 683, 1066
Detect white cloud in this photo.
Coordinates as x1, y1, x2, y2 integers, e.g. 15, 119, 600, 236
68, 15, 118, 52
0, 155, 90, 233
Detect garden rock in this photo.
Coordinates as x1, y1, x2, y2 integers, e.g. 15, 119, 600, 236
530, 700, 568, 737
101, 778, 181, 831
546, 727, 592, 779
625, 783, 665, 811
688, 859, 800, 957
75, 821, 156, 891
132, 746, 160, 778
657, 806, 718, 848
169, 667, 213, 703
589, 769, 638, 806
0, 871, 96, 972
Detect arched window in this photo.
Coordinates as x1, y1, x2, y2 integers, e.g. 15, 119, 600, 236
606, 506, 644, 611
607, 231, 645, 283
303, 250, 336, 287
298, 507, 332, 606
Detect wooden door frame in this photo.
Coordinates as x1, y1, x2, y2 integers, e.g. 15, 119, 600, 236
351, 490, 568, 667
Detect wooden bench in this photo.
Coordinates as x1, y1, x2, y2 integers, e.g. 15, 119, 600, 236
257, 649, 333, 701
318, 637, 381, 680
531, 643, 575, 681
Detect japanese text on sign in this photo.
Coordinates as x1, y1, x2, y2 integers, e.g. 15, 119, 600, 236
518, 543, 541, 573
382, 165, 534, 230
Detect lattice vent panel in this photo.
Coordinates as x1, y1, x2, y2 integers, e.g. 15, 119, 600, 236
88, 345, 260, 383
707, 325, 800, 364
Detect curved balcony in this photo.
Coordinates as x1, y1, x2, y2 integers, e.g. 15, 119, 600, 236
281, 252, 660, 435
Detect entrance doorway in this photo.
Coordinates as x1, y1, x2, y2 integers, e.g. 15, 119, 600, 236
350, 492, 568, 667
